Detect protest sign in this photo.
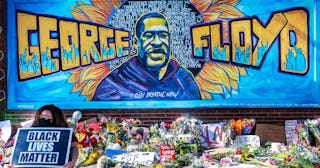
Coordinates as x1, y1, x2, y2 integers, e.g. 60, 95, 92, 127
160, 145, 176, 163
200, 122, 227, 148
11, 127, 73, 167
112, 152, 155, 166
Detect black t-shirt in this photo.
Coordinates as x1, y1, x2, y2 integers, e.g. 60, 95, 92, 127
71, 133, 78, 142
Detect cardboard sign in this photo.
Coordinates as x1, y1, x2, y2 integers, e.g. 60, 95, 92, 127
285, 120, 299, 144
160, 145, 175, 163
11, 127, 73, 167
199, 122, 226, 148
112, 152, 155, 166
233, 135, 260, 149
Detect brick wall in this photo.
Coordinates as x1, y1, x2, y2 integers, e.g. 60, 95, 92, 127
1, 1, 320, 127
4, 108, 320, 127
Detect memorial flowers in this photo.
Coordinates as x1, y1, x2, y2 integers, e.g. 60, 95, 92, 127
74, 122, 106, 167
69, 115, 320, 168
304, 118, 320, 143
231, 118, 255, 135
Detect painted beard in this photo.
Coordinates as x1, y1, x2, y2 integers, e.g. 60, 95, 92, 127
143, 48, 169, 69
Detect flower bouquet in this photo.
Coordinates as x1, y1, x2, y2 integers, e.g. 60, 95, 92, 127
304, 118, 320, 144
74, 121, 106, 167
231, 118, 255, 136
171, 116, 203, 155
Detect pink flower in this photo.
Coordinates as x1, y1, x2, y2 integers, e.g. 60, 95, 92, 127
164, 122, 171, 129
265, 158, 276, 165
134, 119, 142, 126
200, 153, 212, 161
220, 157, 235, 166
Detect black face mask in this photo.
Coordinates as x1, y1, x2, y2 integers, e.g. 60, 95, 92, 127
38, 118, 53, 127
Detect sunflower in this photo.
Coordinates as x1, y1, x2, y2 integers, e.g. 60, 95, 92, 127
69, 0, 247, 100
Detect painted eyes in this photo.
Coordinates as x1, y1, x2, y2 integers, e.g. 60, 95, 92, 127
142, 31, 169, 40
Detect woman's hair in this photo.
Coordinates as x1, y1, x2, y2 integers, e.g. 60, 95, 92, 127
31, 104, 69, 127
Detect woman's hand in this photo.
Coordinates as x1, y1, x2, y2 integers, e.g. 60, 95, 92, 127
3, 164, 14, 168
63, 161, 76, 168
64, 141, 79, 168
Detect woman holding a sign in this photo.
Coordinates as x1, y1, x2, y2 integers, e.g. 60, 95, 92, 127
30, 104, 79, 168
7, 105, 79, 168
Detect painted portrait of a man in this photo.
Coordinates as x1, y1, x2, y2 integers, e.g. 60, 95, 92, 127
92, 12, 201, 100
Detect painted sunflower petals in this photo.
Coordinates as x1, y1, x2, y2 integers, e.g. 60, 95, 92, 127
202, 12, 222, 22
81, 64, 110, 82
70, 10, 90, 22
214, 4, 244, 18
216, 63, 240, 81
190, 0, 213, 13
91, 0, 112, 17
76, 5, 108, 24
216, 0, 239, 6
197, 62, 232, 92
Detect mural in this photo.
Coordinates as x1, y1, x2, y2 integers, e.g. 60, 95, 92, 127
7, 0, 320, 109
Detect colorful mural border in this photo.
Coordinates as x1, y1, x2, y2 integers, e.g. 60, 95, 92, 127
6, 0, 320, 110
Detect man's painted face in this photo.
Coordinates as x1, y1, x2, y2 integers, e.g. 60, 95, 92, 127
137, 17, 170, 69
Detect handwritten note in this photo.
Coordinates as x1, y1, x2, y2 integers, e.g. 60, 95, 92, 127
285, 120, 300, 144
233, 135, 260, 149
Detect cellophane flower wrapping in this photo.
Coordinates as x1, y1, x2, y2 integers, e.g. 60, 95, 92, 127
231, 118, 256, 136
305, 118, 320, 144
74, 118, 109, 167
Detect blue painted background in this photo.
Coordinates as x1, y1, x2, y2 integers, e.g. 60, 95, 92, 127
7, 0, 320, 109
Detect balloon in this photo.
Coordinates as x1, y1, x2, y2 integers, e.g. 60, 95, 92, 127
67, 110, 83, 127
73, 110, 83, 121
